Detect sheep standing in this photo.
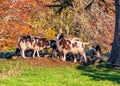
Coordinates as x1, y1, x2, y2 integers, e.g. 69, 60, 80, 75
56, 33, 89, 63
18, 35, 50, 58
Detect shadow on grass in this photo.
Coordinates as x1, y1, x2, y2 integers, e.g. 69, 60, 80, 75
76, 63, 120, 84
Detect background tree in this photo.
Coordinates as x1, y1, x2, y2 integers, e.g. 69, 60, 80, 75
47, 0, 115, 51
0, 0, 54, 51
0, 0, 115, 54
108, 0, 120, 67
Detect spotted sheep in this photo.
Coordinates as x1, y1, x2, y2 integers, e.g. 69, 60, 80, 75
56, 33, 89, 63
18, 35, 50, 58
86, 44, 102, 64
86, 44, 101, 57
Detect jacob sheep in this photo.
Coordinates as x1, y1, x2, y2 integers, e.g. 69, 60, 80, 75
18, 35, 50, 58
86, 44, 102, 64
56, 33, 89, 63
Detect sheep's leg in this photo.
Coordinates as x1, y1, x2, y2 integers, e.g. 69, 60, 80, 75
79, 50, 87, 63
37, 50, 40, 57
51, 49, 55, 58
21, 49, 26, 58
32, 50, 36, 58
54, 50, 58, 57
83, 53, 87, 63
80, 56, 83, 63
19, 42, 26, 58
58, 52, 62, 59
52, 49, 58, 58
63, 53, 66, 61
73, 54, 77, 62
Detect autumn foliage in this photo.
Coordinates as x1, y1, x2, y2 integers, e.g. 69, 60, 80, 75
0, 0, 115, 53
0, 0, 48, 51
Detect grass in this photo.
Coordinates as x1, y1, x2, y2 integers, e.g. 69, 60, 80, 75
0, 59, 120, 86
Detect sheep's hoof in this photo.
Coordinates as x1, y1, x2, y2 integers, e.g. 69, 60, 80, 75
22, 57, 26, 59
11, 56, 17, 60
74, 61, 77, 62
61, 58, 65, 61
74, 59, 77, 62
32, 57, 36, 59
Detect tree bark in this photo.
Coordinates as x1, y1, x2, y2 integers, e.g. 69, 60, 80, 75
108, 0, 120, 66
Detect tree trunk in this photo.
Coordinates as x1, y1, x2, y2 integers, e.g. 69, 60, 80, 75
108, 0, 120, 66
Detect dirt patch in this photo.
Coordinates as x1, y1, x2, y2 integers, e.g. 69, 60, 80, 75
22, 57, 79, 67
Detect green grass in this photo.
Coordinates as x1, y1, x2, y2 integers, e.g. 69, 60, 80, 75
0, 59, 120, 86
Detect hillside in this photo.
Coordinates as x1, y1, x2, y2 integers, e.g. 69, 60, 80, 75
0, 0, 115, 53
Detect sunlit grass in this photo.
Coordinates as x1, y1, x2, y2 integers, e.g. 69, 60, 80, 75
0, 59, 120, 86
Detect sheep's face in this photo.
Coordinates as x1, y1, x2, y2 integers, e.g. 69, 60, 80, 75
56, 34, 64, 40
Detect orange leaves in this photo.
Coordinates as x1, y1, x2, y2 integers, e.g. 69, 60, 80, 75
42, 28, 56, 40
98, 0, 115, 16
0, 26, 33, 49
19, 27, 33, 35
31, 1, 38, 7
4, 39, 12, 46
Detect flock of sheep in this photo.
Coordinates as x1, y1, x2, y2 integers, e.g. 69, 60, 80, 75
17, 33, 102, 65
